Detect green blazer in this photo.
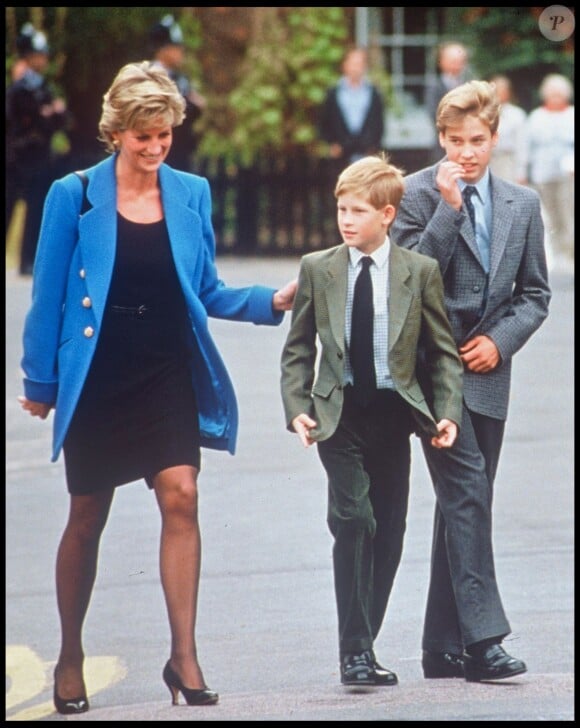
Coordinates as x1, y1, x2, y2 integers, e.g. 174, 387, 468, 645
280, 242, 463, 440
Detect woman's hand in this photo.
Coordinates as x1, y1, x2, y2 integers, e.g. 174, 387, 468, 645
272, 278, 298, 311
18, 396, 52, 420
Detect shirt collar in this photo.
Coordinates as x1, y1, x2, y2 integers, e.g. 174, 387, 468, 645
459, 168, 491, 204
349, 238, 390, 269
338, 76, 371, 92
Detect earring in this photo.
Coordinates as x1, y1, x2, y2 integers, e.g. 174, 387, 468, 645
113, 139, 120, 150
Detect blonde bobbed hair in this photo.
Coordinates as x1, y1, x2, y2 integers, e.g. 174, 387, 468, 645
98, 61, 186, 153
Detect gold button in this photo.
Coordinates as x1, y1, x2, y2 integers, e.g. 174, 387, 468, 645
79, 268, 86, 278
83, 326, 94, 338
82, 296, 92, 308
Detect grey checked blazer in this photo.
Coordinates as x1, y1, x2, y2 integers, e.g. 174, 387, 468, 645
390, 162, 551, 420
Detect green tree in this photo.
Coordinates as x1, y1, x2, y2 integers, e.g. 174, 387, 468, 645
197, 7, 352, 166
445, 7, 574, 110
7, 7, 572, 163
5, 7, 204, 167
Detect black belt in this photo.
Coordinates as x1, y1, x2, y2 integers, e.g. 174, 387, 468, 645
343, 383, 401, 406
109, 304, 150, 318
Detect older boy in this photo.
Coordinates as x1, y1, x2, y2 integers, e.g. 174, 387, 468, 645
391, 81, 550, 681
280, 155, 463, 687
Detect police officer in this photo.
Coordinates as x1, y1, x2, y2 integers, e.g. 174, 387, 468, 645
6, 23, 69, 275
149, 14, 207, 172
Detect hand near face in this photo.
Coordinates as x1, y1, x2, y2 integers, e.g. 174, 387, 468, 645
435, 161, 465, 210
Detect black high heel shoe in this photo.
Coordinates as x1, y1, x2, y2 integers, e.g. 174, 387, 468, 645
53, 668, 89, 714
162, 661, 219, 706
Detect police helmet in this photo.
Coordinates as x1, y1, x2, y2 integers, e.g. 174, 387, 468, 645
149, 14, 184, 52
16, 22, 49, 57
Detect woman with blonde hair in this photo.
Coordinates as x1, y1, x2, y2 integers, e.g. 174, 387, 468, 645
19, 61, 296, 713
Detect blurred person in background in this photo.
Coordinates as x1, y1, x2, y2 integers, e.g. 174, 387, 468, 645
425, 41, 469, 163
149, 14, 207, 172
521, 73, 574, 266
319, 46, 385, 169
488, 75, 527, 184
6, 23, 68, 275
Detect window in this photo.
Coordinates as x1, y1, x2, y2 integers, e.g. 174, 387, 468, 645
356, 7, 448, 149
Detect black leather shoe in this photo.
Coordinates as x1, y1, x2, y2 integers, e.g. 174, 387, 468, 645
464, 644, 527, 682
53, 668, 89, 714
340, 652, 374, 686
366, 651, 398, 686
422, 650, 465, 678
162, 661, 219, 705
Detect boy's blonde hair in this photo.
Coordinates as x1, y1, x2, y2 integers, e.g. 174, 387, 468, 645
334, 154, 405, 210
436, 80, 500, 135
98, 61, 186, 153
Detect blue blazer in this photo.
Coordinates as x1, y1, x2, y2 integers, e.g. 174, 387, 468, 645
21, 155, 283, 461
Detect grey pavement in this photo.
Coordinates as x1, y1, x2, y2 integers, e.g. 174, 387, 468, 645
5, 258, 574, 721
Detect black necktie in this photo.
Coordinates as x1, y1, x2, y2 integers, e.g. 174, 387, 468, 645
350, 256, 376, 406
463, 185, 477, 230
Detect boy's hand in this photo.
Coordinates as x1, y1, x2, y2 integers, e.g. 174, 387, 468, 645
291, 413, 317, 448
435, 161, 465, 210
459, 335, 500, 373
430, 418, 458, 449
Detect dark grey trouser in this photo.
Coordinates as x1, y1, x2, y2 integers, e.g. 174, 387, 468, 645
317, 387, 413, 658
421, 402, 510, 654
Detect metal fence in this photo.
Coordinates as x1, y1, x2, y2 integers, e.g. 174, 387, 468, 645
197, 148, 431, 256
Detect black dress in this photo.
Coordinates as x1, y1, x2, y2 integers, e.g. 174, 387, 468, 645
63, 213, 200, 495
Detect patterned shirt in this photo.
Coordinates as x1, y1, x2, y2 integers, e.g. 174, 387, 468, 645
345, 239, 394, 389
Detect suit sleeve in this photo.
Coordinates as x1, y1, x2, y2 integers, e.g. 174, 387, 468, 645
196, 178, 283, 326
419, 261, 463, 427
483, 192, 551, 361
21, 178, 80, 404
280, 258, 318, 431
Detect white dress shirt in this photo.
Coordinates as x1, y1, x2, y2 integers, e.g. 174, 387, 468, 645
345, 239, 394, 389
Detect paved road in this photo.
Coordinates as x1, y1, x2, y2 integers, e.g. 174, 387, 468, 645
6, 258, 574, 721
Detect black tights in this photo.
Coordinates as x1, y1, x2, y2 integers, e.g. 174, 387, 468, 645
54, 465, 208, 700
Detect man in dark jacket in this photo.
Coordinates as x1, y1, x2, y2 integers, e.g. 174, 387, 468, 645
6, 23, 68, 275
319, 46, 385, 168
149, 14, 207, 172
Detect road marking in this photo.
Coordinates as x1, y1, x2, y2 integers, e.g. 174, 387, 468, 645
6, 646, 126, 721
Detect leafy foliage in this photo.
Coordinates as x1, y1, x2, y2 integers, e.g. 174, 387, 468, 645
5, 7, 573, 165
197, 7, 351, 166
445, 7, 574, 110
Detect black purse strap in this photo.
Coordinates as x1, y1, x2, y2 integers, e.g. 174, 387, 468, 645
74, 170, 93, 216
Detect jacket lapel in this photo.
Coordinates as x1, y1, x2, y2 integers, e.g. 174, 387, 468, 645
323, 245, 349, 349
388, 244, 413, 352
431, 161, 484, 269
77, 157, 117, 324
158, 164, 205, 289
488, 174, 513, 284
